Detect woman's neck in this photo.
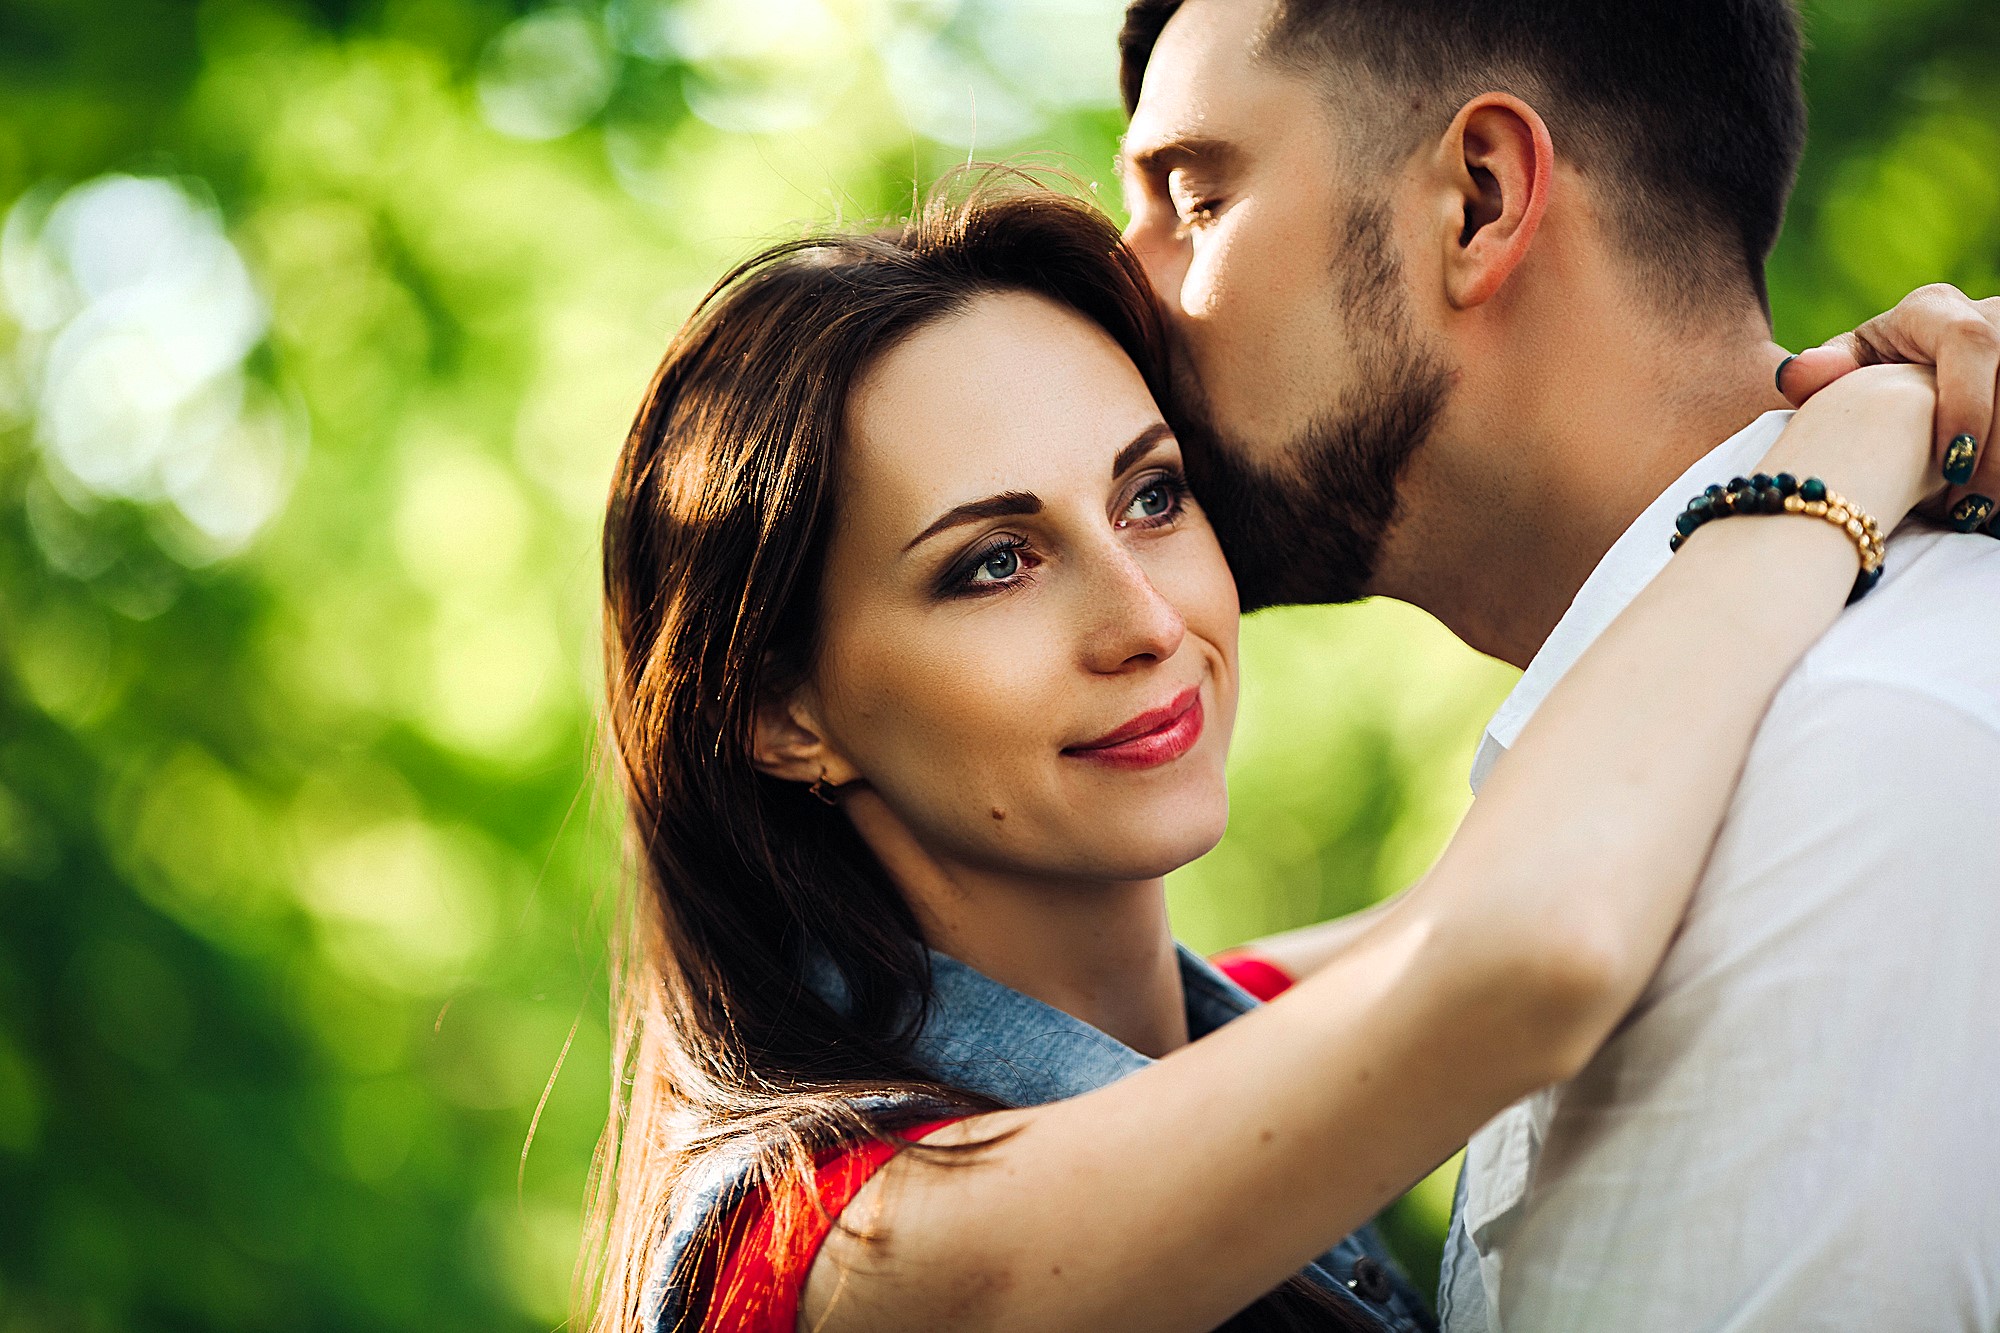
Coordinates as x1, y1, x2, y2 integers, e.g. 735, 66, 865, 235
921, 873, 1191, 1058
848, 798, 1191, 1057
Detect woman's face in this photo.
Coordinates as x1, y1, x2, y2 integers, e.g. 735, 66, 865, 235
786, 290, 1240, 885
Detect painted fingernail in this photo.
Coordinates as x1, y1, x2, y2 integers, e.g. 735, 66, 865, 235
1951, 494, 1995, 532
1774, 353, 1798, 394
1944, 434, 1980, 485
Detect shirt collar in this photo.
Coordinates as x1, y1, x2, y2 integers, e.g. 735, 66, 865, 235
1469, 411, 1794, 793
805, 940, 1261, 1108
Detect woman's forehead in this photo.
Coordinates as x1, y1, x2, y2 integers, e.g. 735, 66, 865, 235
840, 292, 1163, 522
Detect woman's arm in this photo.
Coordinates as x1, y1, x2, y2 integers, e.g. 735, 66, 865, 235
802, 367, 1941, 1333
1263, 281, 2000, 988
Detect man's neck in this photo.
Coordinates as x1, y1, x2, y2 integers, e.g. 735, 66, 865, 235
1378, 316, 1792, 669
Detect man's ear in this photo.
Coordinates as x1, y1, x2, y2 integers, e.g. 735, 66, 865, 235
1433, 93, 1554, 310
749, 688, 861, 788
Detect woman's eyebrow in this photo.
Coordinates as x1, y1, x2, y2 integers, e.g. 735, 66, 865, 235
903, 492, 1042, 553
1112, 422, 1176, 477
901, 424, 1176, 554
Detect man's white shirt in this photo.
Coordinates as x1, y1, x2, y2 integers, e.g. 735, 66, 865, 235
1440, 410, 2000, 1332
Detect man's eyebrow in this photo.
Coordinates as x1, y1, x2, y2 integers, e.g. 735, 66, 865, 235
1113, 422, 1177, 477
903, 492, 1043, 554
1119, 133, 1242, 179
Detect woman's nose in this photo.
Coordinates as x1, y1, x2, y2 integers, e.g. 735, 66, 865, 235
1080, 548, 1187, 674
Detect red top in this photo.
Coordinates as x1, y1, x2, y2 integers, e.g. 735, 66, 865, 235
1207, 949, 1297, 1004
702, 951, 1296, 1331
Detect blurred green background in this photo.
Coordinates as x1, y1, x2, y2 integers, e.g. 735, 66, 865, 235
1, 0, 1995, 1327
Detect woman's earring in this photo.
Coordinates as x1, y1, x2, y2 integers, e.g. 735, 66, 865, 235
808, 773, 839, 806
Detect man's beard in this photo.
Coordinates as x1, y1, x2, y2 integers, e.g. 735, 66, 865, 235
1168, 202, 1453, 611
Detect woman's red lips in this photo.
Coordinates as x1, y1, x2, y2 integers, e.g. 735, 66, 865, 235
1064, 687, 1204, 769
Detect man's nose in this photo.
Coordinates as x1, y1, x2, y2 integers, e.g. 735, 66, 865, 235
1121, 219, 1191, 315
1080, 546, 1187, 674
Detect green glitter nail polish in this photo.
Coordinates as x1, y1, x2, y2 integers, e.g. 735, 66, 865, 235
1944, 434, 1980, 486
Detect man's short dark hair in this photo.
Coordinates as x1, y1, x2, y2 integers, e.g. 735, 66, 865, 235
1119, 0, 1806, 315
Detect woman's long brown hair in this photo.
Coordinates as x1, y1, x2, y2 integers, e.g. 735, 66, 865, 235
582, 175, 1374, 1333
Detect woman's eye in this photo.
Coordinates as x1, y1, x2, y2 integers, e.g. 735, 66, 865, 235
938, 536, 1035, 598
1117, 475, 1185, 528
1128, 482, 1173, 519
973, 546, 1021, 583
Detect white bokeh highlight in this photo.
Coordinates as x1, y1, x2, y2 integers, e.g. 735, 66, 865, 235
491, 0, 1125, 154
2, 175, 299, 561
477, 8, 619, 141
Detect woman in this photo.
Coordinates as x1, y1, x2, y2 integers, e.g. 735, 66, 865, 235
581, 182, 1943, 1333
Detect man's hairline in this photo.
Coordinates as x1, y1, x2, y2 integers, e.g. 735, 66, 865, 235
1124, 0, 1567, 192
1122, 0, 1762, 323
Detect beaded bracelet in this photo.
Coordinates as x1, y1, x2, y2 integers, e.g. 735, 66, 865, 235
1668, 472, 1885, 605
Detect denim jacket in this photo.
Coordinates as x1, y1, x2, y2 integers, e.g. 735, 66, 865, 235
642, 941, 1436, 1332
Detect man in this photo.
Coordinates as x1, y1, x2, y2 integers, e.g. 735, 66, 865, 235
1117, 1, 2000, 1328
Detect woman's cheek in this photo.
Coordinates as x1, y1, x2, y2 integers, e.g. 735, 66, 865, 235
1151, 530, 1240, 656
829, 608, 1069, 784
1190, 543, 1242, 642
914, 612, 1071, 759
832, 614, 1082, 864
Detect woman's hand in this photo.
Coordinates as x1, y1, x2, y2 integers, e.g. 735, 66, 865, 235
1756, 363, 1941, 539
1779, 285, 1999, 531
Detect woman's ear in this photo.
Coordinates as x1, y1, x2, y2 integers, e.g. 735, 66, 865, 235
1434, 92, 1554, 310
750, 688, 861, 788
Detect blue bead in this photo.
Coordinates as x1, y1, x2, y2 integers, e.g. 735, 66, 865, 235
1751, 473, 1774, 490
1801, 477, 1828, 503
1775, 472, 1799, 496
1676, 510, 1706, 536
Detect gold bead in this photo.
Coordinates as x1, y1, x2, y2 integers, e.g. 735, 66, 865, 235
1784, 495, 1804, 512
1846, 518, 1864, 537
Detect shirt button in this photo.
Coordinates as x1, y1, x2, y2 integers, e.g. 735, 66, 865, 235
1348, 1255, 1393, 1303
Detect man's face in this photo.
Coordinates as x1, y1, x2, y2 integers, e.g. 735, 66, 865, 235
1121, 0, 1452, 607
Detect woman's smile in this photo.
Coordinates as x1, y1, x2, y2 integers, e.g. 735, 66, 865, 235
1063, 685, 1205, 770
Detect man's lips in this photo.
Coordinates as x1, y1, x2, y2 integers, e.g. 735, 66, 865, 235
1063, 687, 1205, 769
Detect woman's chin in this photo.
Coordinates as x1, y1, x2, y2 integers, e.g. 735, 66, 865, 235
1068, 783, 1230, 881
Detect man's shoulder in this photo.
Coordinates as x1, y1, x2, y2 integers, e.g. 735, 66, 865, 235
1778, 527, 2000, 735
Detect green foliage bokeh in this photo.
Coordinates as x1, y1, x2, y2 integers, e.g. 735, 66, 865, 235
1, 0, 1995, 1327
